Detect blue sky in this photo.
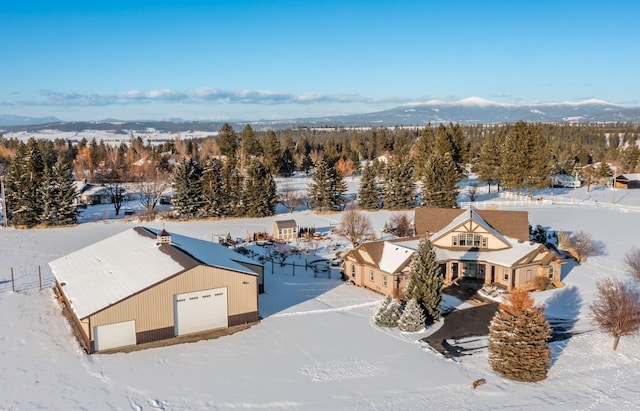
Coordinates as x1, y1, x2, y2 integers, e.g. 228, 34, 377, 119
2, 0, 639, 121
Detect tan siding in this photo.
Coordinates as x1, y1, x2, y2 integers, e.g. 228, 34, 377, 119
89, 265, 258, 337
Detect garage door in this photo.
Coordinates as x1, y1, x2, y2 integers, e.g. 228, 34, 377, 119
94, 320, 136, 352
174, 287, 228, 336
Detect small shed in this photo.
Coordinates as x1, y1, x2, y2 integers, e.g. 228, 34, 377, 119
615, 173, 640, 189
49, 227, 263, 353
273, 219, 298, 241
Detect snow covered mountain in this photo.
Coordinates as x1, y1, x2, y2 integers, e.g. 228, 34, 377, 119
2, 98, 640, 130
291, 98, 640, 126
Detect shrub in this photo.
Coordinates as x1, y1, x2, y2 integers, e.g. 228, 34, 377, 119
624, 246, 640, 281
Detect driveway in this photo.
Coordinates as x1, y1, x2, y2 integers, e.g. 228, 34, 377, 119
422, 302, 499, 357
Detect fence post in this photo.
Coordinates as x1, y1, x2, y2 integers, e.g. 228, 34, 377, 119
292, 263, 295, 277
11, 267, 15, 292
39, 266, 42, 291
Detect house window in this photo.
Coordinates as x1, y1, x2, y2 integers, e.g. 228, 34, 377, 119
503, 268, 509, 281
482, 237, 488, 248
351, 264, 356, 278
452, 236, 458, 246
473, 235, 481, 247
467, 234, 474, 246
454, 234, 488, 248
549, 265, 554, 279
383, 276, 388, 287
369, 270, 374, 282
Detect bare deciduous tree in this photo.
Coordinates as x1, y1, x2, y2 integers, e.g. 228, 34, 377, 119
389, 213, 413, 237
279, 186, 304, 213
624, 246, 640, 281
571, 230, 599, 262
467, 183, 478, 202
590, 278, 640, 350
338, 205, 373, 247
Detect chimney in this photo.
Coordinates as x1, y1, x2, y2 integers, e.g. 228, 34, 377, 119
157, 228, 171, 245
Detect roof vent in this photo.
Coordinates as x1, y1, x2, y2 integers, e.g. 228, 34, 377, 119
157, 228, 171, 245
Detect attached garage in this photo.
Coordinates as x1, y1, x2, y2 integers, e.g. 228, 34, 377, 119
50, 227, 262, 354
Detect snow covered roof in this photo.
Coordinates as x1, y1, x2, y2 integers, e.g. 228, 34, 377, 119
393, 236, 544, 269
616, 173, 640, 181
49, 227, 259, 319
378, 241, 415, 273
274, 219, 298, 229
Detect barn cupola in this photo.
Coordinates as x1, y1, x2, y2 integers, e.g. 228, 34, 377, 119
157, 228, 171, 245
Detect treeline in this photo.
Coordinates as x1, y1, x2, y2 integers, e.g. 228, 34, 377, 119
1, 121, 639, 227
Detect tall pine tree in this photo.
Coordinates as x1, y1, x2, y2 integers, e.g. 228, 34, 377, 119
404, 239, 443, 323
41, 160, 78, 226
5, 139, 46, 227
358, 162, 380, 209
488, 289, 551, 382
308, 159, 333, 211
244, 159, 278, 218
421, 152, 459, 208
171, 158, 203, 218
201, 157, 228, 217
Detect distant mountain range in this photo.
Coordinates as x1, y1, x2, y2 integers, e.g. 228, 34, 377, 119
2, 98, 640, 131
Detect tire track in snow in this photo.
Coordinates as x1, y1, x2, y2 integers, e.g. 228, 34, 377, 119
268, 300, 379, 318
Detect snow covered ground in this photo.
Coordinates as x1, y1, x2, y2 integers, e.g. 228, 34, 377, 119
2, 180, 640, 410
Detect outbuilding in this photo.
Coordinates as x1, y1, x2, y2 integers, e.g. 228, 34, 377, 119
49, 227, 263, 353
615, 173, 640, 189
273, 219, 298, 241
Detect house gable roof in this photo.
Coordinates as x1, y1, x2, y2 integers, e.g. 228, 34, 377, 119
414, 208, 530, 242
49, 227, 259, 319
429, 209, 511, 248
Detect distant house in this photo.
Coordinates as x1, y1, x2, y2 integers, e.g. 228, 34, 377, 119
49, 227, 264, 353
79, 185, 114, 205
615, 173, 640, 189
342, 208, 563, 298
552, 174, 581, 188
273, 219, 298, 241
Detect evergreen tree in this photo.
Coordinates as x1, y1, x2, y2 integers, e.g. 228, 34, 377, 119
372, 296, 391, 326
382, 158, 415, 209
373, 297, 401, 327
421, 152, 459, 208
277, 148, 296, 177
223, 158, 244, 216
240, 124, 262, 160
500, 121, 551, 194
5, 140, 45, 226
404, 239, 443, 323
217, 123, 238, 158
262, 130, 281, 173
398, 299, 426, 332
308, 159, 333, 211
244, 159, 278, 218
413, 124, 435, 180
488, 289, 551, 382
41, 160, 78, 225
358, 162, 380, 209
201, 157, 228, 217
329, 165, 347, 210
477, 128, 504, 193
171, 158, 203, 218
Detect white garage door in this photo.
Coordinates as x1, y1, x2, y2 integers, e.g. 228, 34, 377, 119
94, 320, 136, 352
174, 287, 228, 336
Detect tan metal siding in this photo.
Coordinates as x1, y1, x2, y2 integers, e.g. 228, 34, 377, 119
88, 265, 258, 336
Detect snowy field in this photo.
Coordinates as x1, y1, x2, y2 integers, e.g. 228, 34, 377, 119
2, 179, 640, 410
